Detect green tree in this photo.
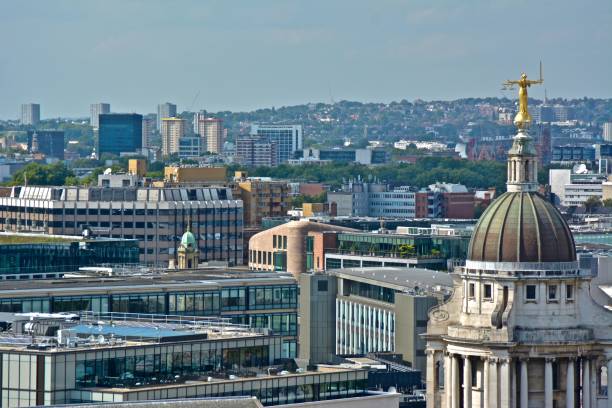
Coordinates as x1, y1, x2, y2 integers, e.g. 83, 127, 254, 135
398, 244, 416, 258
584, 196, 602, 213
10, 162, 75, 186
603, 198, 612, 208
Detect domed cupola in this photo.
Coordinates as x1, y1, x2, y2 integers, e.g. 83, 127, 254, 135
466, 92, 576, 265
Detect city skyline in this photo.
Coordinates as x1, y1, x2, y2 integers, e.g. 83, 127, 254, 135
1, 0, 611, 119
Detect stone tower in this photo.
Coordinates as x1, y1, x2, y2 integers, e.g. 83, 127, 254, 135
177, 225, 199, 269
424, 85, 612, 408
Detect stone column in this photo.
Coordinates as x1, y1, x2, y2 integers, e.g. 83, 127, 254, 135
566, 358, 575, 408
463, 355, 472, 408
451, 354, 460, 408
607, 358, 612, 408
511, 359, 517, 408
583, 358, 591, 408
426, 350, 436, 403
500, 358, 511, 408
489, 358, 499, 408
544, 358, 554, 408
483, 357, 490, 408
520, 359, 529, 408
445, 353, 452, 408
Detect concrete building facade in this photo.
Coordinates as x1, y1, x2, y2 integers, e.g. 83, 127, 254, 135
0, 185, 243, 266
157, 102, 177, 130
250, 124, 303, 164
247, 220, 354, 277
197, 117, 223, 154
20, 103, 40, 126
232, 174, 291, 227
90, 103, 110, 128
236, 136, 278, 167
161, 117, 185, 156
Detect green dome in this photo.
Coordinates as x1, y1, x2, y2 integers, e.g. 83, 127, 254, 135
180, 231, 196, 249
468, 192, 576, 263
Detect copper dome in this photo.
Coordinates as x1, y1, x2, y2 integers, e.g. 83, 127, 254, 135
468, 192, 576, 263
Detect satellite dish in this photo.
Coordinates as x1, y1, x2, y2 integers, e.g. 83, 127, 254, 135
572, 163, 588, 174
103, 167, 113, 175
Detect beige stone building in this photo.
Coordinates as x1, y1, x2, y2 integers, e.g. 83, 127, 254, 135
164, 166, 227, 185
197, 117, 223, 154
161, 117, 185, 156
247, 220, 354, 277
232, 173, 291, 228
425, 109, 612, 407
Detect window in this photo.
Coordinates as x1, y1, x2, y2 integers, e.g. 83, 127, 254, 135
483, 284, 492, 300
525, 285, 537, 301
317, 280, 328, 292
547, 285, 558, 302
468, 283, 475, 298
566, 284, 574, 301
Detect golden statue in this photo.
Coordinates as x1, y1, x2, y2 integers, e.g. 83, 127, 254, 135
503, 63, 543, 129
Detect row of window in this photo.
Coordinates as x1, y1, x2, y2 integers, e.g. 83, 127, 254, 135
0, 286, 298, 315
273, 234, 288, 249
0, 207, 241, 216
467, 282, 575, 303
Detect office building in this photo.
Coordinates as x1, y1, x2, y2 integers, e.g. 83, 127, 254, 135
197, 117, 224, 154
233, 172, 291, 227
141, 116, 156, 148
0, 233, 139, 279
247, 220, 355, 277
90, 103, 110, 128
321, 268, 451, 373
157, 102, 177, 130
20, 103, 40, 126
250, 124, 303, 164
128, 158, 147, 177
161, 117, 185, 156
163, 166, 227, 185
98, 113, 143, 157
0, 185, 243, 265
295, 148, 389, 165
552, 145, 596, 163
429, 182, 476, 219
97, 173, 143, 188
425, 84, 612, 408
368, 186, 417, 218
604, 122, 612, 143
549, 168, 606, 206
0, 310, 358, 407
328, 181, 472, 219
236, 136, 278, 167
0, 268, 298, 352
26, 130, 64, 159
179, 135, 202, 158
320, 225, 472, 272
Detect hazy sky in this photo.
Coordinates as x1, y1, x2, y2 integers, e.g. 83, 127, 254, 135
1, 0, 611, 119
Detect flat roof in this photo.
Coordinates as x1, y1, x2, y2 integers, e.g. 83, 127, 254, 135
0, 232, 136, 245
332, 267, 454, 293
81, 366, 366, 394
0, 269, 296, 296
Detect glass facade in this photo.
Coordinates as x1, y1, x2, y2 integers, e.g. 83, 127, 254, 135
98, 113, 143, 156
75, 343, 270, 388
72, 371, 368, 406
0, 240, 139, 277
345, 280, 395, 303
335, 232, 469, 260
0, 284, 299, 355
